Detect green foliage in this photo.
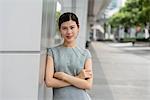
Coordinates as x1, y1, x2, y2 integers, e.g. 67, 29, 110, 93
108, 0, 150, 28
56, 11, 61, 32
56, 11, 61, 23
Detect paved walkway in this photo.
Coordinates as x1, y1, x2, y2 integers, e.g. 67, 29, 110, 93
88, 42, 150, 100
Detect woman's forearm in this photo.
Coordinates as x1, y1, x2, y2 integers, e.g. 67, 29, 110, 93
63, 74, 92, 89
45, 77, 71, 88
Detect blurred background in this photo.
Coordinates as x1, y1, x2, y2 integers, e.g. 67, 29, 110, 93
0, 0, 150, 100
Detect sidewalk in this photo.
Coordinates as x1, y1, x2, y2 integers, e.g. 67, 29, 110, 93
88, 42, 150, 100
87, 42, 114, 100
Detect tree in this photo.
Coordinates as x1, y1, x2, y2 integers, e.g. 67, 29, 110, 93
108, 0, 150, 28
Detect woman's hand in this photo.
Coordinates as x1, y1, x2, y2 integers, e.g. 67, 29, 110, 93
77, 69, 92, 79
54, 72, 67, 80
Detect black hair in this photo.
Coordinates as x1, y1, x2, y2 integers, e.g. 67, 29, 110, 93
58, 12, 79, 29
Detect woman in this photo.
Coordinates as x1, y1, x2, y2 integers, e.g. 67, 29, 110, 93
45, 12, 93, 100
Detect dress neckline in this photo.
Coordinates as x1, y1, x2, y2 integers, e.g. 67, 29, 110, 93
61, 44, 77, 49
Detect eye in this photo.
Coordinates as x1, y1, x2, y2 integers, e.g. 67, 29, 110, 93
71, 26, 74, 29
62, 27, 67, 30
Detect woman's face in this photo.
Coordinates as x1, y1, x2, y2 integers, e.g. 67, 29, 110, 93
60, 20, 79, 43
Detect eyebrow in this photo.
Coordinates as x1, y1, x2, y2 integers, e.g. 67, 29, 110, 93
70, 25, 76, 27
61, 25, 76, 27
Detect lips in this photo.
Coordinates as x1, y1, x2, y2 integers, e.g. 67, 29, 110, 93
66, 36, 73, 39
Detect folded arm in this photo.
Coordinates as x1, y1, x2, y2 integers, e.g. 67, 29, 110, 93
54, 58, 93, 90
45, 56, 71, 88
45, 56, 93, 90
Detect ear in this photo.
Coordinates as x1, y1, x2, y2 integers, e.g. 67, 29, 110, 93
77, 27, 80, 33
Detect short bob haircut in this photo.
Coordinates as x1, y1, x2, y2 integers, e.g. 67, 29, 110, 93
58, 12, 79, 29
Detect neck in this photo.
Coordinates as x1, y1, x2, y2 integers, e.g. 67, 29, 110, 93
63, 41, 76, 48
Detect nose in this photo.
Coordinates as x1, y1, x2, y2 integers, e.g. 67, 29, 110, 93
66, 28, 72, 35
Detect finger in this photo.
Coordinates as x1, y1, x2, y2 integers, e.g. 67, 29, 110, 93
85, 73, 93, 78
85, 71, 92, 75
85, 75, 91, 79
84, 69, 91, 72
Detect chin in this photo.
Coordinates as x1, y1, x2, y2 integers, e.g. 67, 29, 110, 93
65, 38, 75, 42
65, 39, 74, 43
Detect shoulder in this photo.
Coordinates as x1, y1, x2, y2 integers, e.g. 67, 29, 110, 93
77, 47, 91, 57
48, 44, 62, 50
47, 44, 62, 55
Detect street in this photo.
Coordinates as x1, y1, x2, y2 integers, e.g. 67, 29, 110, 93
88, 42, 150, 100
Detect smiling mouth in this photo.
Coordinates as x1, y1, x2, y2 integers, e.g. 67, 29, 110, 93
66, 36, 72, 39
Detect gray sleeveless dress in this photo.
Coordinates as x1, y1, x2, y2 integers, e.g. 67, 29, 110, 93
48, 44, 92, 100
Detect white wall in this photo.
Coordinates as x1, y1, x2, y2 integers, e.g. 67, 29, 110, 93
76, 0, 88, 48
61, 0, 72, 13
0, 0, 42, 51
0, 54, 40, 100
0, 0, 53, 100
41, 0, 57, 100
